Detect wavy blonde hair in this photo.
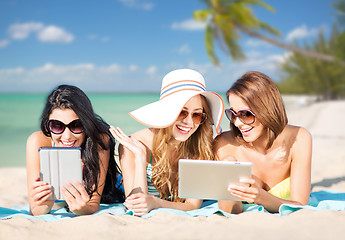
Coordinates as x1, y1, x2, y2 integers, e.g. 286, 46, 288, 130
151, 95, 214, 202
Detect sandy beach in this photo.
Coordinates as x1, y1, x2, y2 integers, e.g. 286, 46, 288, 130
1, 97, 345, 240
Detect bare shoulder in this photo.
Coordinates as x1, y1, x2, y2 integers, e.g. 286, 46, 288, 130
282, 125, 312, 154
213, 131, 237, 149
26, 131, 51, 165
130, 128, 154, 147
213, 131, 239, 161
285, 124, 312, 142
27, 131, 50, 148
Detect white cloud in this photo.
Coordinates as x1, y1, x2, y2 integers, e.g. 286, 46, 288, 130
146, 66, 157, 75
0, 63, 162, 92
0, 49, 287, 93
177, 44, 191, 54
118, 0, 154, 10
0, 39, 10, 48
37, 25, 74, 43
286, 24, 318, 41
7, 22, 74, 44
129, 65, 138, 71
8, 22, 44, 39
171, 19, 206, 31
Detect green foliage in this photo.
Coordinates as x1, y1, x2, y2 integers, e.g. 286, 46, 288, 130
194, 0, 279, 64
277, 25, 345, 100
332, 0, 345, 27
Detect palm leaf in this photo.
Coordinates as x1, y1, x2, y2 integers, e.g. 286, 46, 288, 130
205, 25, 220, 65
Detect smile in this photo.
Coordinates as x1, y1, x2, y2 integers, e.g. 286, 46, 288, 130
60, 140, 76, 147
240, 127, 253, 136
176, 125, 192, 134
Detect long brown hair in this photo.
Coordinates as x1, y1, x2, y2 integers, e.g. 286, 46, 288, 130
151, 95, 214, 202
226, 71, 288, 149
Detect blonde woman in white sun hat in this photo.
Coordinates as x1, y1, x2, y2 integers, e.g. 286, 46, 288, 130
110, 69, 224, 216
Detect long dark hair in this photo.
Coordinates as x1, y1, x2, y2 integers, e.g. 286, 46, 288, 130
41, 85, 125, 203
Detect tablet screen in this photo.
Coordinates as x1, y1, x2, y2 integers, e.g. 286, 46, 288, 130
178, 159, 252, 201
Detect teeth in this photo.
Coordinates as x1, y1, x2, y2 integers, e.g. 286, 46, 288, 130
61, 141, 75, 147
177, 125, 191, 132
241, 128, 252, 133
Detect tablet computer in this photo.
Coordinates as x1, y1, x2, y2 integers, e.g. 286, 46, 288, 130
178, 159, 252, 201
39, 147, 82, 200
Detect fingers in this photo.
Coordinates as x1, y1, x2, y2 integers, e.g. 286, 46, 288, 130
228, 178, 259, 203
31, 180, 53, 205
239, 177, 256, 186
109, 126, 146, 156
61, 181, 89, 203
124, 193, 151, 216
229, 189, 257, 204
109, 126, 129, 145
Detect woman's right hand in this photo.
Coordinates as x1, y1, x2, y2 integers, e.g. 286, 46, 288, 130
109, 126, 147, 160
30, 177, 54, 212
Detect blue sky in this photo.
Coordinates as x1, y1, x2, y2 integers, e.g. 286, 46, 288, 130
0, 0, 336, 93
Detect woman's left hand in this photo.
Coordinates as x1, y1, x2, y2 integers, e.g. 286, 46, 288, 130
124, 192, 157, 216
61, 181, 91, 214
227, 178, 265, 205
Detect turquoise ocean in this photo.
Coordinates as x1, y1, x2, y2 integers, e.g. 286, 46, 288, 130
0, 93, 229, 167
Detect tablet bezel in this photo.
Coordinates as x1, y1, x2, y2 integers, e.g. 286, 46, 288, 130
39, 147, 82, 200
178, 159, 252, 201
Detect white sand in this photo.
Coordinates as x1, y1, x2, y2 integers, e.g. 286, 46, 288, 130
1, 98, 345, 240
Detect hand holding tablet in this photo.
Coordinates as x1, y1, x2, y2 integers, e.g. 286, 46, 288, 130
178, 159, 252, 201
39, 147, 83, 200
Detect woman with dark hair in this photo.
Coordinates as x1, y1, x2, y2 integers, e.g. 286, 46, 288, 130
213, 71, 312, 213
26, 85, 125, 216
109, 69, 224, 216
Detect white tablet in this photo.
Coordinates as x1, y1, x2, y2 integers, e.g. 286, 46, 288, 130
178, 159, 252, 201
39, 147, 82, 200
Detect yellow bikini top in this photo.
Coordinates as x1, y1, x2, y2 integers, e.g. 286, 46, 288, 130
268, 177, 290, 200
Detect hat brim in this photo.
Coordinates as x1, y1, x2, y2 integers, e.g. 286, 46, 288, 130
129, 90, 224, 134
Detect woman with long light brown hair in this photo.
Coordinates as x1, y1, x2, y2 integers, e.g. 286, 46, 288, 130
110, 69, 224, 216
214, 71, 312, 213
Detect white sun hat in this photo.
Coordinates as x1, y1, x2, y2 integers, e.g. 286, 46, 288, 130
129, 69, 224, 134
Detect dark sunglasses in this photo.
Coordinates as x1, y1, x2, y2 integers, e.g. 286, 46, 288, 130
225, 108, 255, 125
48, 119, 84, 134
177, 110, 207, 125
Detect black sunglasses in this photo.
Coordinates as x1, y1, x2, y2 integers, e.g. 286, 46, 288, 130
225, 108, 255, 125
48, 119, 84, 134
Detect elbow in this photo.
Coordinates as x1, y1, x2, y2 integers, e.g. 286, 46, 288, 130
218, 200, 243, 214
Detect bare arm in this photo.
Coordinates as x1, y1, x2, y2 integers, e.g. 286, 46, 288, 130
290, 127, 312, 204
227, 127, 312, 213
62, 135, 110, 215
110, 126, 203, 216
213, 133, 243, 214
110, 126, 149, 196
26, 132, 54, 216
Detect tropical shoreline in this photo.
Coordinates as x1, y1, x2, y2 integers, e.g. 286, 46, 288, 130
1, 98, 345, 240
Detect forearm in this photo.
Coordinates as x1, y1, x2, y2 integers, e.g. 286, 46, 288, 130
71, 202, 100, 215
258, 192, 307, 213
29, 203, 53, 216
131, 160, 148, 194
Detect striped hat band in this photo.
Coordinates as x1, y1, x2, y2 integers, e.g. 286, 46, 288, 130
160, 80, 206, 100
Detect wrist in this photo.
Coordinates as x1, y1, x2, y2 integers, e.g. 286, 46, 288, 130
134, 155, 147, 166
